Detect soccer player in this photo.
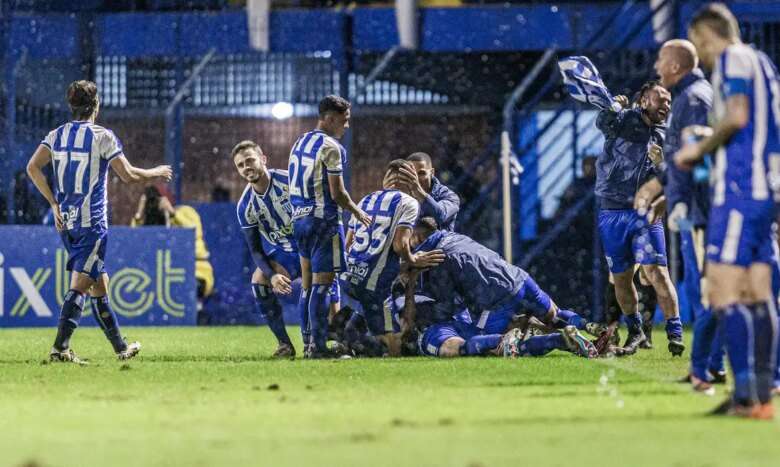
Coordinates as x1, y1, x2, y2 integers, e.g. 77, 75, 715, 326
26, 80, 172, 364
675, 3, 780, 418
407, 217, 602, 354
233, 140, 300, 358
341, 160, 445, 356
288, 95, 370, 358
650, 39, 725, 389
595, 80, 685, 356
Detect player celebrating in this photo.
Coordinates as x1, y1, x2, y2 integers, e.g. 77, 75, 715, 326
407, 217, 603, 353
26, 80, 172, 364
595, 81, 685, 356
676, 3, 780, 418
288, 95, 370, 358
233, 140, 300, 358
342, 160, 445, 355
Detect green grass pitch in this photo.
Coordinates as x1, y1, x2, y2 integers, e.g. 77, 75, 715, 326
1, 326, 779, 467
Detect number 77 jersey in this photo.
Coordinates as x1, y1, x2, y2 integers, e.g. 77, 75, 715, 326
288, 130, 347, 223
345, 189, 419, 295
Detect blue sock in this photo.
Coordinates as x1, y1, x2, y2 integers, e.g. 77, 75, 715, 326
624, 312, 643, 335
252, 284, 291, 346
517, 334, 566, 357
554, 309, 586, 330
90, 296, 127, 353
709, 319, 726, 374
54, 290, 85, 351
308, 284, 330, 352
298, 288, 311, 347
462, 334, 503, 356
690, 307, 718, 381
665, 316, 683, 341
752, 302, 778, 404
722, 304, 756, 405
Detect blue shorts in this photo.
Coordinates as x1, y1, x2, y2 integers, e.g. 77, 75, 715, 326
293, 217, 345, 274
472, 276, 553, 334
598, 209, 667, 273
267, 250, 301, 279
346, 286, 396, 335
706, 200, 775, 267
418, 321, 475, 357
60, 229, 107, 281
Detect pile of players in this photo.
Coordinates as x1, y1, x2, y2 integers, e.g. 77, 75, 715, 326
25, 2, 780, 419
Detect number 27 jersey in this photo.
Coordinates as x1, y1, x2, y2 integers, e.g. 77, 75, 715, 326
287, 130, 346, 223
346, 190, 419, 294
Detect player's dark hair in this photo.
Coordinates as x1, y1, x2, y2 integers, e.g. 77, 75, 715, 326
142, 185, 167, 226
318, 95, 351, 117
385, 158, 408, 174
634, 80, 664, 105
231, 140, 262, 159
415, 216, 439, 236
690, 2, 740, 40
407, 152, 432, 167
67, 80, 98, 120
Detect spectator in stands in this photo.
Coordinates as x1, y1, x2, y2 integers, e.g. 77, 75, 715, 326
132, 185, 215, 323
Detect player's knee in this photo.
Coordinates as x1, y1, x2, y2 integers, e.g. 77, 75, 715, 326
439, 337, 465, 358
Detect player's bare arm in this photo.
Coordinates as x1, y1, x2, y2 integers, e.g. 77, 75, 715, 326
327, 172, 370, 226
110, 155, 173, 183
674, 95, 749, 170
26, 145, 64, 231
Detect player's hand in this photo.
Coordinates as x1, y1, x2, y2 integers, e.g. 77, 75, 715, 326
667, 202, 688, 233
614, 95, 629, 109
270, 274, 292, 295
674, 143, 702, 171
51, 204, 64, 232
648, 144, 663, 166
154, 165, 173, 182
382, 169, 400, 190
410, 249, 445, 269
397, 163, 426, 200
354, 208, 371, 227
633, 178, 662, 214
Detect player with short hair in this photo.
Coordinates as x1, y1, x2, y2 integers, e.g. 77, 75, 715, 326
675, 3, 780, 418
595, 80, 685, 356
26, 80, 172, 364
405, 217, 601, 358
288, 95, 370, 358
233, 140, 301, 358
341, 160, 445, 356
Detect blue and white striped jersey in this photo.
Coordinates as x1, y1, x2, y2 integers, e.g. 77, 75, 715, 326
236, 169, 296, 255
41, 121, 124, 233
345, 190, 418, 295
287, 130, 346, 222
710, 44, 780, 205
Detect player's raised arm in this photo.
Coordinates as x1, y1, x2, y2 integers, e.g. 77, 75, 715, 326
110, 155, 172, 184
26, 144, 63, 230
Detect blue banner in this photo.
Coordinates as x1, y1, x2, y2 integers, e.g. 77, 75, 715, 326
0, 226, 197, 327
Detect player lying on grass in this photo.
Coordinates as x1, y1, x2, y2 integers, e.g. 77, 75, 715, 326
340, 160, 445, 356
233, 140, 341, 358
26, 80, 172, 364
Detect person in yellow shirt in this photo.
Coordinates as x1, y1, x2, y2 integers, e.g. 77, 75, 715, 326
132, 186, 215, 322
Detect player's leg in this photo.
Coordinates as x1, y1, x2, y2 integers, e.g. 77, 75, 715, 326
298, 256, 312, 349
635, 269, 657, 349
599, 210, 645, 352
745, 261, 776, 418
88, 273, 140, 360
636, 218, 683, 356
251, 267, 294, 358
510, 275, 601, 336
306, 222, 345, 357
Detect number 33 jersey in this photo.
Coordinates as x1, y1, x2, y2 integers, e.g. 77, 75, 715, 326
41, 121, 124, 234
345, 189, 419, 295
287, 129, 346, 224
